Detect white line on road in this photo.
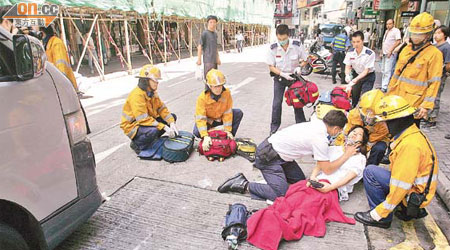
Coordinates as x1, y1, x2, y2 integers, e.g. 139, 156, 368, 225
95, 142, 127, 164
229, 77, 256, 94
168, 75, 195, 88
87, 99, 125, 117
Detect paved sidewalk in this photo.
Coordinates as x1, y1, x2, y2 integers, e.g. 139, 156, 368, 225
422, 78, 450, 208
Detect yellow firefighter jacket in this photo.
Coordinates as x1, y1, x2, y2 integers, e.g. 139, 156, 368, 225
195, 88, 233, 138
374, 124, 438, 219
120, 87, 174, 139
387, 44, 443, 110
46, 36, 78, 91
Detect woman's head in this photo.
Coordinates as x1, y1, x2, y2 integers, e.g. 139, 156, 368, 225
347, 125, 369, 156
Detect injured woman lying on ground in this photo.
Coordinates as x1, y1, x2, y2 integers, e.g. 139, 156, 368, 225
245, 125, 370, 250
308, 125, 369, 200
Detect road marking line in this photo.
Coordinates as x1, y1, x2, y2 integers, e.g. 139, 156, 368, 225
229, 77, 256, 94
87, 99, 125, 117
422, 210, 450, 249
95, 142, 127, 164
390, 221, 423, 250
168, 75, 195, 88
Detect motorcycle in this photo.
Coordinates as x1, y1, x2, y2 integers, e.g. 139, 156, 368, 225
301, 42, 339, 78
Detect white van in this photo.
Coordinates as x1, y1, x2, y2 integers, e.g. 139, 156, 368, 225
0, 26, 101, 249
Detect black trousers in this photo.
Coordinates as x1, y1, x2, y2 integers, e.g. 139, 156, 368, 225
332, 51, 346, 84
351, 71, 375, 108
271, 77, 306, 134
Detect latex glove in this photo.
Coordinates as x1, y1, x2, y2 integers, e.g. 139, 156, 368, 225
345, 74, 352, 83
225, 131, 234, 140
170, 123, 179, 136
280, 72, 294, 81
345, 84, 352, 93
164, 125, 176, 138
294, 67, 301, 75
202, 136, 212, 151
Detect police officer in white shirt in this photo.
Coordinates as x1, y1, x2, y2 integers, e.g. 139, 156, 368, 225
217, 110, 359, 201
265, 24, 308, 135
344, 31, 376, 107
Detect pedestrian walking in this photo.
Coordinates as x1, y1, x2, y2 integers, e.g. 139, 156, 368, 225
355, 95, 438, 228
424, 25, 450, 129
387, 12, 443, 128
331, 30, 351, 84
344, 31, 376, 108
197, 15, 221, 80
236, 30, 244, 53
121, 65, 179, 154
266, 24, 308, 135
84, 33, 99, 75
370, 29, 378, 50
363, 28, 370, 47
380, 19, 402, 92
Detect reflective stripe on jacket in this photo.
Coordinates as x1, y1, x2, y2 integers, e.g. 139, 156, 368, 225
374, 124, 438, 219
345, 108, 390, 145
195, 88, 233, 138
120, 87, 174, 139
387, 44, 443, 110
46, 36, 78, 90
332, 34, 349, 51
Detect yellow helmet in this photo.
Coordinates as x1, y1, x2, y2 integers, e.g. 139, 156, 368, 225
409, 12, 435, 34
359, 89, 385, 117
205, 69, 226, 87
137, 64, 162, 80
375, 95, 416, 122
316, 103, 345, 120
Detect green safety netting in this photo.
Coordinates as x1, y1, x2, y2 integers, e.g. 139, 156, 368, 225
0, 0, 275, 25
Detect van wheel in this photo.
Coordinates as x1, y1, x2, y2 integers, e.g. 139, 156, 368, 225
0, 223, 30, 250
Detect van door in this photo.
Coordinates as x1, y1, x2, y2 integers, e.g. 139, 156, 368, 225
0, 38, 78, 221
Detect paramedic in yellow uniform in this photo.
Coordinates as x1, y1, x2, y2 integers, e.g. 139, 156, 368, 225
194, 69, 243, 151
121, 65, 178, 154
345, 89, 389, 165
355, 95, 438, 228
387, 12, 443, 128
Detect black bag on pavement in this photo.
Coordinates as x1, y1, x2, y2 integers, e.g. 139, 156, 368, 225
162, 131, 194, 163
222, 203, 251, 249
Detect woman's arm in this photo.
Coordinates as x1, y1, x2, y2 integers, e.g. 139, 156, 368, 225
316, 171, 358, 193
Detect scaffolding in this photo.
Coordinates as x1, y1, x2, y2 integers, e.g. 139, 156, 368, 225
0, 0, 274, 79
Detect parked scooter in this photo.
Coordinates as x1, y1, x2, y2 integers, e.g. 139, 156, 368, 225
301, 42, 339, 78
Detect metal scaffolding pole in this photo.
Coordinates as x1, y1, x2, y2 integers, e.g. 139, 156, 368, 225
124, 19, 132, 74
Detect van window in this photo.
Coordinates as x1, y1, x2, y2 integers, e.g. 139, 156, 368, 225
0, 41, 14, 80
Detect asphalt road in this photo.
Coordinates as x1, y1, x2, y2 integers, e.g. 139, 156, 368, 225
57, 46, 450, 250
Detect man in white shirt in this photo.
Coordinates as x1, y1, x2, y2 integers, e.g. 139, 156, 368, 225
380, 19, 402, 92
217, 110, 359, 201
236, 30, 245, 53
364, 28, 371, 47
344, 31, 376, 107
266, 24, 308, 135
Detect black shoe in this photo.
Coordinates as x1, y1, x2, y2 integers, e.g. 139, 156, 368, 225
446, 134, 450, 140
130, 141, 141, 154
332, 81, 337, 84
217, 173, 249, 194
380, 154, 390, 165
355, 211, 391, 229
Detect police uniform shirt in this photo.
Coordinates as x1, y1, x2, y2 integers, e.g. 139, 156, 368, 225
343, 46, 375, 75
266, 39, 307, 73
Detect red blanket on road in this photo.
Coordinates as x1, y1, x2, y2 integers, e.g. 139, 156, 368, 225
247, 180, 355, 250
